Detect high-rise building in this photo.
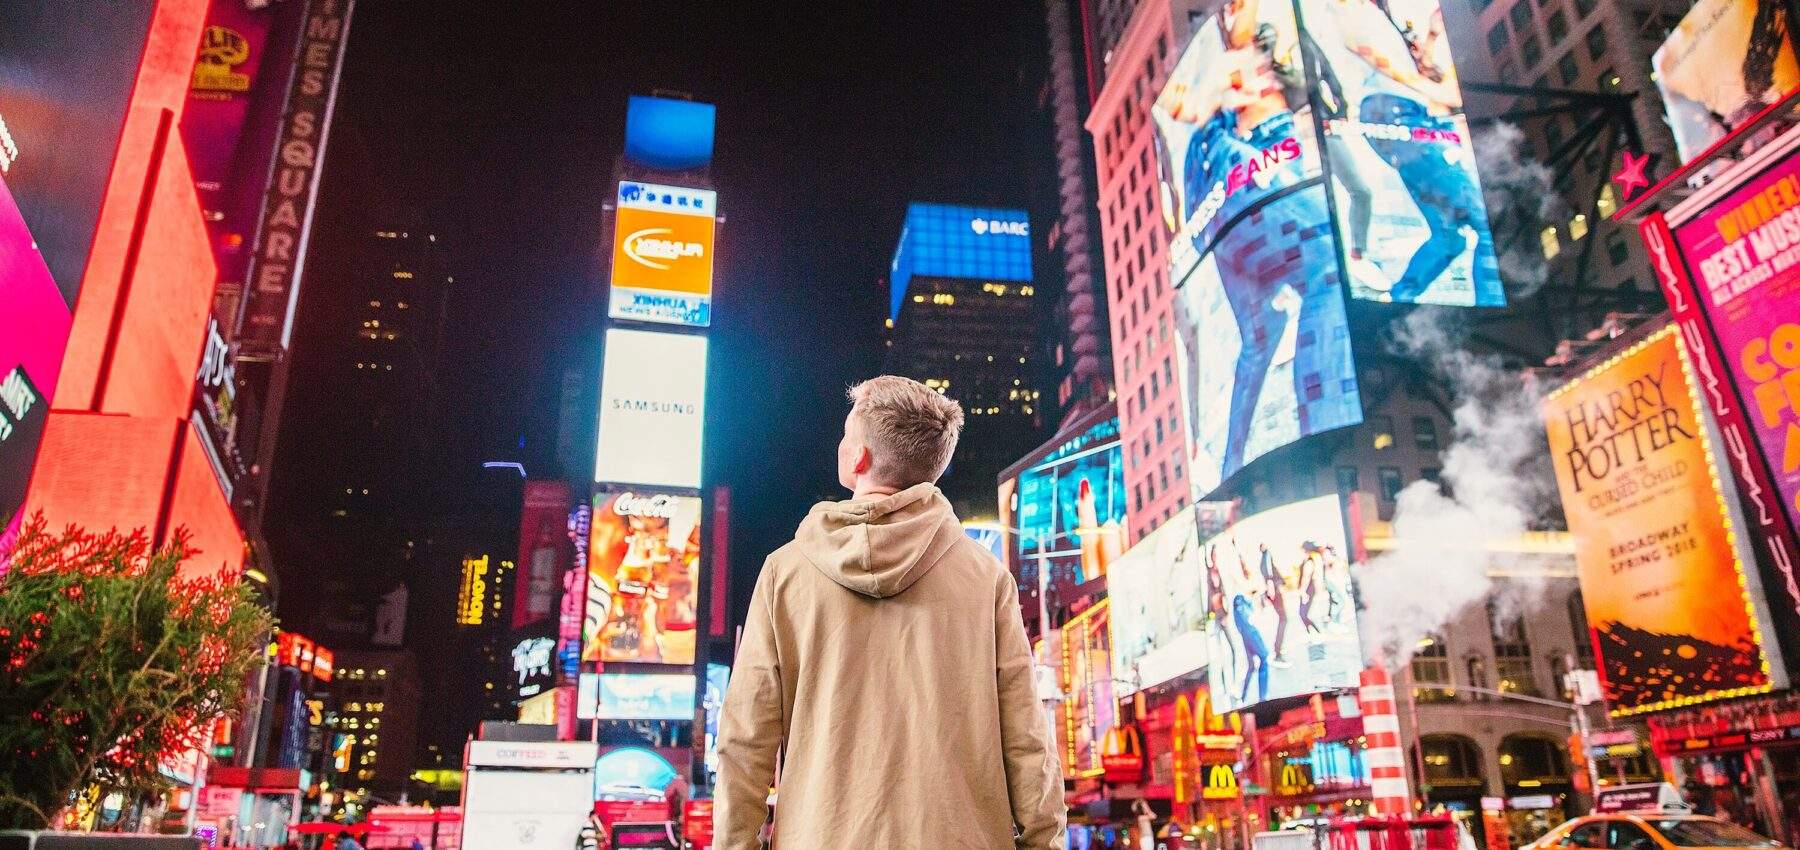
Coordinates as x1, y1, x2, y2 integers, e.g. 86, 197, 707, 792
883, 202, 1042, 517
332, 650, 422, 808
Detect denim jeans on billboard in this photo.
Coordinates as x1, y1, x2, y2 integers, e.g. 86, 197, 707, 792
1359, 92, 1493, 303
1233, 594, 1270, 704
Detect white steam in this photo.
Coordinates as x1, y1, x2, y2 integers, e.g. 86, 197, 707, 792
1355, 310, 1558, 664
1473, 122, 1565, 295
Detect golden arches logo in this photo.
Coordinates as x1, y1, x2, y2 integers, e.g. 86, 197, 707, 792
1204, 764, 1240, 800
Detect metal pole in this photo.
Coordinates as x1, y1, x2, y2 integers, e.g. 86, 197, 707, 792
1573, 705, 1600, 800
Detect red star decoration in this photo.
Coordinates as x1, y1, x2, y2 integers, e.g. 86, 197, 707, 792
1614, 150, 1651, 203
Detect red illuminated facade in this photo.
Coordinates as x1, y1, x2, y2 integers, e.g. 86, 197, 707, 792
22, 0, 245, 582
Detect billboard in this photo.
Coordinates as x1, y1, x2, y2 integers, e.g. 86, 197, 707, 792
1172, 188, 1363, 496
514, 480, 573, 630
586, 672, 697, 721
457, 555, 492, 627
1298, 0, 1503, 306
1059, 600, 1117, 779
1201, 495, 1361, 711
624, 95, 716, 172
608, 181, 717, 327
1544, 327, 1777, 714
591, 747, 680, 804
511, 636, 555, 700
701, 663, 729, 778
1109, 507, 1205, 694
888, 202, 1033, 320
1654, 0, 1800, 165
594, 328, 707, 489
1014, 416, 1126, 587
583, 490, 702, 665
0, 4, 155, 543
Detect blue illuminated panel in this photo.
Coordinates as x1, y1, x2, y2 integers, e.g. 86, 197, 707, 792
889, 203, 1033, 320
624, 95, 716, 171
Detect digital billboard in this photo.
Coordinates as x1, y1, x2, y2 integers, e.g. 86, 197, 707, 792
514, 480, 572, 629
583, 490, 702, 665
592, 747, 680, 803
1654, 0, 1799, 165
590, 672, 697, 721
1172, 187, 1363, 496
1298, 0, 1503, 306
1546, 328, 1776, 715
608, 181, 717, 327
1059, 600, 1116, 779
702, 663, 729, 778
624, 95, 716, 172
888, 202, 1033, 320
1151, 0, 1320, 289
1014, 416, 1126, 587
1199, 495, 1362, 712
1109, 506, 1205, 695
511, 636, 555, 700
1670, 152, 1800, 567
594, 328, 707, 489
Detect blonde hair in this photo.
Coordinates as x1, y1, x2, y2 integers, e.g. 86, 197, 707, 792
847, 376, 965, 488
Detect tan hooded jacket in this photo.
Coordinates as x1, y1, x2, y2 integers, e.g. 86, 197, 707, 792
714, 483, 1065, 849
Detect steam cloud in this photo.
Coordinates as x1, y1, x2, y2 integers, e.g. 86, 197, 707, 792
1355, 311, 1559, 667
1472, 122, 1565, 296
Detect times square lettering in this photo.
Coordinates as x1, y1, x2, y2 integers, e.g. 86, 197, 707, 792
1561, 360, 1695, 502
251, 5, 344, 312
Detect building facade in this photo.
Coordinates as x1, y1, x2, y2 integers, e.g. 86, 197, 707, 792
333, 649, 423, 808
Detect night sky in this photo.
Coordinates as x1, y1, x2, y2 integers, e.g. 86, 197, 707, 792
317, 1, 1059, 629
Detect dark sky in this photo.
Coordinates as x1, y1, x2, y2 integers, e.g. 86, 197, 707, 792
324, 1, 1059, 623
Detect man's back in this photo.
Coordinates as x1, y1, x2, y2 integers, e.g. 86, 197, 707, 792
714, 483, 1064, 849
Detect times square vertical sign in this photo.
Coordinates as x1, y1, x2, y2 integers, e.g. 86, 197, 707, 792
1640, 128, 1800, 627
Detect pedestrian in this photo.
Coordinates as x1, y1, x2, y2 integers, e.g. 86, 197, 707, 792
333, 830, 364, 850
714, 376, 1065, 849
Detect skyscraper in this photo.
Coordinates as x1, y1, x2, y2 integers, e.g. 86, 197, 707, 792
883, 202, 1042, 517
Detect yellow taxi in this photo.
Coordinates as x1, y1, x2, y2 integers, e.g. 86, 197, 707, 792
1526, 787, 1784, 850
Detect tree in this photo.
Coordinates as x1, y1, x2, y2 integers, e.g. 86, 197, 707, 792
0, 517, 272, 829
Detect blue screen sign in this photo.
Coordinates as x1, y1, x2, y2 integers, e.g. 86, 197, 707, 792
889, 202, 1033, 320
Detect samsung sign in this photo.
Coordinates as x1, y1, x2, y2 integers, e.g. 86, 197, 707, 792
595, 328, 707, 489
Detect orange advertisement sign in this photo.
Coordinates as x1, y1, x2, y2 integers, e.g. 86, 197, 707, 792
1544, 326, 1774, 715
608, 181, 716, 327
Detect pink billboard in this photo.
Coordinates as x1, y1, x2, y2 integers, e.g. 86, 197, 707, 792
1670, 151, 1800, 585
0, 174, 71, 546
514, 480, 572, 630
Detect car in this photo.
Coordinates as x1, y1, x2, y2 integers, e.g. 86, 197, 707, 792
1525, 813, 1784, 850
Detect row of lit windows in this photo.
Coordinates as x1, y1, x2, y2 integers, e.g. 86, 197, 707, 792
372, 231, 440, 241
366, 300, 411, 309
340, 668, 389, 680
354, 363, 394, 370
341, 701, 385, 714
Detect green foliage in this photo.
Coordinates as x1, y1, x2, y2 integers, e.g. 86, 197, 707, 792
0, 517, 273, 829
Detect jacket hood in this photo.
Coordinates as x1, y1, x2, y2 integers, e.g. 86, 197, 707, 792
795, 482, 964, 598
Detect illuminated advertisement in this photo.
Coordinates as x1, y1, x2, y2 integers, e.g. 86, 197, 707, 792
1654, 0, 1799, 165
0, 5, 156, 544
1152, 0, 1320, 288
1059, 600, 1116, 778
888, 202, 1032, 320
1014, 416, 1126, 586
609, 181, 717, 327
1298, 0, 1503, 306
624, 95, 716, 172
587, 672, 697, 721
1544, 327, 1776, 714
457, 555, 492, 627
512, 636, 555, 699
1201, 495, 1361, 712
1670, 151, 1800, 569
592, 747, 679, 804
962, 521, 1007, 563
1109, 507, 1204, 695
702, 663, 729, 778
514, 481, 572, 629
1173, 188, 1362, 496
583, 490, 702, 665
594, 328, 707, 489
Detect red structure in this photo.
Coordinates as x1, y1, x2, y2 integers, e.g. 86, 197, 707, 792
22, 0, 244, 582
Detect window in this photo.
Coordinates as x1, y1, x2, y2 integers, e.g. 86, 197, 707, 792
1336, 466, 1361, 496
1155, 417, 1165, 445
1421, 467, 1442, 485
1597, 183, 1618, 218
1378, 467, 1404, 502
1557, 50, 1580, 85
1371, 415, 1396, 450
1411, 637, 1456, 701
1511, 2, 1533, 33
1521, 33, 1543, 65
1492, 607, 1541, 695
1488, 21, 1510, 52
1585, 24, 1608, 59
1599, 67, 1623, 91
1547, 10, 1568, 41
1570, 212, 1589, 240
1542, 225, 1562, 259
1645, 820, 1782, 847
1500, 736, 1568, 787
1466, 655, 1492, 696
1420, 736, 1484, 787
1560, 823, 1606, 849
1608, 232, 1630, 265
1413, 416, 1440, 451
1574, 0, 1596, 15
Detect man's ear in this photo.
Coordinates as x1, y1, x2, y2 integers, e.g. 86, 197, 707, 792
853, 445, 874, 475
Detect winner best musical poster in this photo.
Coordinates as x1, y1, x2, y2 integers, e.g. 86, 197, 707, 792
1544, 327, 1777, 715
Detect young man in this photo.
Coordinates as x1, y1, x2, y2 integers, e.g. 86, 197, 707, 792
715, 376, 1065, 849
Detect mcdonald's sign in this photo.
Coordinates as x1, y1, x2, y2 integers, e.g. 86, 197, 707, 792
1101, 726, 1144, 784
1194, 686, 1244, 766
1203, 763, 1241, 800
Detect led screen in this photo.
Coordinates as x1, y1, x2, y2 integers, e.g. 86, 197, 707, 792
583, 490, 702, 665
1200, 495, 1361, 712
1014, 417, 1125, 587
962, 521, 1006, 563
1151, 0, 1320, 290
608, 181, 717, 327
1108, 507, 1205, 695
624, 95, 716, 171
1298, 0, 1503, 305
1059, 600, 1116, 779
1654, 0, 1799, 165
589, 673, 696, 721
1172, 187, 1362, 496
888, 203, 1032, 320
594, 328, 707, 489
701, 663, 729, 778
592, 747, 679, 803
514, 481, 572, 629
